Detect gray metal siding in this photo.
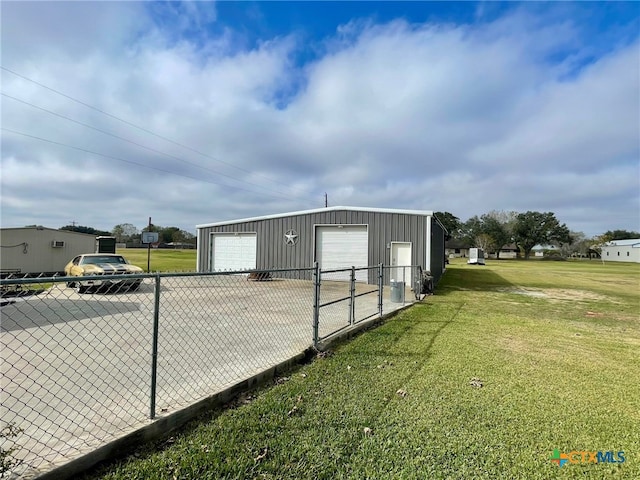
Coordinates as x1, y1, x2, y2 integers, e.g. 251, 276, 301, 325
429, 218, 446, 283
197, 209, 439, 284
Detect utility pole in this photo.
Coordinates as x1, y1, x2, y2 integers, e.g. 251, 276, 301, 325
324, 193, 328, 208
147, 217, 152, 273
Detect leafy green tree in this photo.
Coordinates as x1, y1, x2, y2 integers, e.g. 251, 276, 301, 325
172, 229, 196, 244
60, 225, 111, 236
602, 230, 640, 240
160, 227, 180, 243
142, 224, 160, 233
434, 212, 461, 240
139, 225, 196, 245
513, 211, 571, 259
481, 211, 517, 259
588, 233, 613, 263
460, 216, 486, 248
459, 216, 497, 252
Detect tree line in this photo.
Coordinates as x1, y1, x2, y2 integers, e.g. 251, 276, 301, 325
434, 211, 639, 260
60, 223, 196, 245
54, 214, 639, 257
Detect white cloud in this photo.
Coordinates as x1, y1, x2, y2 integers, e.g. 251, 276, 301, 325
468, 41, 640, 172
1, 3, 638, 238
1, 2, 147, 64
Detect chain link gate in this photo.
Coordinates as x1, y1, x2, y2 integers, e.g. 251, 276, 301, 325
1, 265, 423, 478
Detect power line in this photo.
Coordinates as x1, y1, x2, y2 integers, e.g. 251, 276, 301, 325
1, 92, 304, 199
1, 66, 310, 196
1, 127, 309, 203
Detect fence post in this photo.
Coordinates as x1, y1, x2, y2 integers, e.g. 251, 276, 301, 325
349, 266, 356, 325
402, 266, 406, 306
378, 263, 384, 317
150, 273, 161, 419
312, 262, 320, 348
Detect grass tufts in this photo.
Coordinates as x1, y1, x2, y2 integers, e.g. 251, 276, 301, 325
85, 259, 640, 479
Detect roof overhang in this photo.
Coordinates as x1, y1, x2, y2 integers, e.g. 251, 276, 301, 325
0, 226, 97, 237
196, 206, 435, 229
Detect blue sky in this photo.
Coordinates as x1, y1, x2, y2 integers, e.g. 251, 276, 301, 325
1, 1, 639, 237
156, 2, 638, 63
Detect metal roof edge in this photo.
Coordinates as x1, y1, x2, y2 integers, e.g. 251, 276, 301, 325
0, 226, 97, 237
605, 239, 640, 247
196, 206, 435, 229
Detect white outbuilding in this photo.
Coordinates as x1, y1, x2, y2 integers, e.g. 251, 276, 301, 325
601, 239, 640, 263
0, 226, 97, 275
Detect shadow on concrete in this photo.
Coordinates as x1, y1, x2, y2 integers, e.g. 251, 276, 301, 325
0, 299, 141, 332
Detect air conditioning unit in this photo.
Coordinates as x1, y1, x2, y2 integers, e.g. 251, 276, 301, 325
51, 240, 65, 248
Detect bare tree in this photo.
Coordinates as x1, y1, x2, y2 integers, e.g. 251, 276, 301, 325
111, 223, 139, 243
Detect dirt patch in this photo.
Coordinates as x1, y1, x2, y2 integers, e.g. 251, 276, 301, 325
496, 335, 533, 355
497, 334, 606, 364
620, 337, 640, 347
540, 289, 610, 302
494, 288, 548, 298
494, 287, 612, 303
614, 313, 640, 322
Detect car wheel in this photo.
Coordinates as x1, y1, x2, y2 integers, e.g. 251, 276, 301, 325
128, 281, 141, 292
75, 281, 87, 294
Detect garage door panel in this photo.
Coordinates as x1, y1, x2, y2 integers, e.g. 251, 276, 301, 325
316, 226, 368, 282
211, 233, 256, 271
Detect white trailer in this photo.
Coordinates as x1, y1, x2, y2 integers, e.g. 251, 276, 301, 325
0, 227, 97, 274
467, 248, 486, 265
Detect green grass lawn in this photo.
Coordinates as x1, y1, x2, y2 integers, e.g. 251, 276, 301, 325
86, 259, 640, 479
118, 248, 197, 272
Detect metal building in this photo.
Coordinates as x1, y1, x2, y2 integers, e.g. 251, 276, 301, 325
0, 227, 96, 275
196, 206, 446, 284
601, 239, 640, 263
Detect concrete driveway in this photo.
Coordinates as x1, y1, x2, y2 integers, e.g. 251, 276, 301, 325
0, 274, 415, 478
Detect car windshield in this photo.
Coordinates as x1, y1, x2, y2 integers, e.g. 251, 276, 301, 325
81, 256, 127, 265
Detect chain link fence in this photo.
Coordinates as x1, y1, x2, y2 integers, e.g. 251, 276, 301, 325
1, 265, 424, 478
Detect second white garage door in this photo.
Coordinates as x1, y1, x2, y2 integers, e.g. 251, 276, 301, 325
210, 233, 257, 271
316, 225, 368, 281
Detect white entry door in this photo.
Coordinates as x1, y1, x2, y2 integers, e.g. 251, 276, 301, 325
391, 242, 412, 282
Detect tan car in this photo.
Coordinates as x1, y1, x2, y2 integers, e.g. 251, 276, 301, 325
64, 253, 144, 293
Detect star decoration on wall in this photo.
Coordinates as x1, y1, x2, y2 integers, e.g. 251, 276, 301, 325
284, 229, 298, 246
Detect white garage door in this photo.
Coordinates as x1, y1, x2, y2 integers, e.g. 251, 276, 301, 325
316, 225, 368, 281
210, 233, 257, 272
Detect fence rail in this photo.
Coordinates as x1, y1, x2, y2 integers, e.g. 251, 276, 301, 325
0, 264, 425, 478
